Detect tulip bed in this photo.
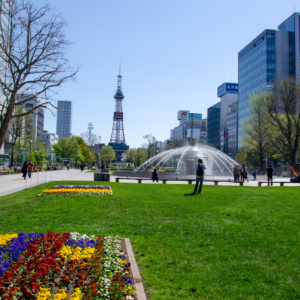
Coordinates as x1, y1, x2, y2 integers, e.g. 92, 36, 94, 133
0, 232, 135, 300
39, 186, 113, 196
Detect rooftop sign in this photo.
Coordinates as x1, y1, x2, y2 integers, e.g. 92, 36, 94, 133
217, 83, 238, 97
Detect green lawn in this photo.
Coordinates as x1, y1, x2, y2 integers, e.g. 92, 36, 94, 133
0, 182, 299, 299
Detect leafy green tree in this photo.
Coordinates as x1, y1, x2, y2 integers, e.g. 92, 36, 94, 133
98, 146, 116, 164
124, 148, 136, 164
134, 148, 147, 166
86, 149, 97, 165
241, 90, 271, 169
52, 138, 75, 158
32, 150, 47, 166
265, 77, 300, 168
235, 147, 248, 166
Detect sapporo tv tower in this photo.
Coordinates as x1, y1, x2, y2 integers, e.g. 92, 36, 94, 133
108, 67, 129, 161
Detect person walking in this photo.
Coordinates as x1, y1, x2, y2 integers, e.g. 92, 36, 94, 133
233, 165, 239, 181
27, 162, 33, 179
240, 165, 245, 182
194, 159, 206, 194
252, 170, 257, 181
267, 165, 273, 186
152, 169, 159, 182
67, 162, 70, 171
80, 163, 84, 172
244, 165, 249, 182
237, 166, 241, 181
22, 161, 28, 180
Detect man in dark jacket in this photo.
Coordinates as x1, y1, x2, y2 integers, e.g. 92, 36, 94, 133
267, 165, 273, 186
233, 165, 239, 181
194, 159, 206, 194
152, 169, 159, 182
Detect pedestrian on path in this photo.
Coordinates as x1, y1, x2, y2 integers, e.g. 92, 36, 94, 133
194, 159, 206, 194
267, 165, 273, 186
27, 162, 33, 178
252, 170, 257, 181
233, 165, 239, 181
152, 169, 159, 182
67, 163, 70, 171
22, 161, 28, 180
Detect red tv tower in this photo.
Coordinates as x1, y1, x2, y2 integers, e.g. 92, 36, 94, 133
109, 67, 129, 160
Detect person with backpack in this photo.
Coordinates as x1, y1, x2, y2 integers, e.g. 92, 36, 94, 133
194, 159, 206, 194
152, 169, 159, 182
21, 161, 28, 180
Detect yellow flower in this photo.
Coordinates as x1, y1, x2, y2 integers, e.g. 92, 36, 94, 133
53, 289, 67, 300
37, 287, 51, 300
0, 234, 18, 245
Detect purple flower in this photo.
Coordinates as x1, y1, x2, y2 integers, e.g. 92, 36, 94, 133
0, 232, 44, 277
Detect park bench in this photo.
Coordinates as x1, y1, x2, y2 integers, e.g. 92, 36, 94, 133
3, 166, 14, 174
257, 181, 299, 187
115, 177, 245, 186
1, 167, 9, 175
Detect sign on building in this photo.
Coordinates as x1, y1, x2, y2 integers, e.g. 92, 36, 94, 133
177, 110, 190, 120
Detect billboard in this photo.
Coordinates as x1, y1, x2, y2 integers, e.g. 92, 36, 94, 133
217, 83, 238, 97
188, 113, 202, 119
177, 110, 190, 120
114, 112, 123, 119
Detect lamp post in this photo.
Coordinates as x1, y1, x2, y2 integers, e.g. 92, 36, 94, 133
29, 140, 32, 161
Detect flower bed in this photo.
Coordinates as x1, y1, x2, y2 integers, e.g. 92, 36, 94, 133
0, 233, 135, 299
39, 186, 113, 196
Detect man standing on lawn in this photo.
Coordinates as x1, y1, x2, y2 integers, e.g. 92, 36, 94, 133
194, 159, 206, 194
267, 164, 273, 186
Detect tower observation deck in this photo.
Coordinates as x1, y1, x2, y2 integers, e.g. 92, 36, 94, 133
109, 70, 129, 160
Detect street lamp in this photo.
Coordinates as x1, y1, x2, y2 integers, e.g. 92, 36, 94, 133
29, 140, 32, 161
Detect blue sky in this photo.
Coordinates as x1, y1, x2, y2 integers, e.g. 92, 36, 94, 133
35, 0, 297, 148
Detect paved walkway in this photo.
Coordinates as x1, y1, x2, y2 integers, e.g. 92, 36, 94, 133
0, 169, 94, 197
0, 170, 297, 197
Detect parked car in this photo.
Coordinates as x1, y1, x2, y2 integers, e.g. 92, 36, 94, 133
290, 176, 300, 183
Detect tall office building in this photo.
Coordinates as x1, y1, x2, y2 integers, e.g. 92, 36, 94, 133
18, 94, 45, 141
238, 12, 299, 149
207, 83, 238, 150
56, 101, 73, 139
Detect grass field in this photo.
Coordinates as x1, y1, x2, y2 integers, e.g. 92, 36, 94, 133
0, 182, 299, 299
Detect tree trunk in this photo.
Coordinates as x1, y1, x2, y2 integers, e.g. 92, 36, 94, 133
259, 149, 264, 170
0, 104, 14, 149
10, 146, 14, 167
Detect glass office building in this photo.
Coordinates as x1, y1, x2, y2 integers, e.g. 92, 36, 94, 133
237, 12, 298, 148
278, 13, 299, 80
56, 101, 73, 139
207, 102, 221, 148
208, 83, 238, 150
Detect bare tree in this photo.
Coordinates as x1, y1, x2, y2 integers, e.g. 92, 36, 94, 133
265, 77, 300, 168
0, 1, 77, 148
80, 132, 98, 146
143, 134, 157, 158
165, 139, 184, 150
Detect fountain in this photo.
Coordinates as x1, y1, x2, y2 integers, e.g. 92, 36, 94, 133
130, 144, 239, 180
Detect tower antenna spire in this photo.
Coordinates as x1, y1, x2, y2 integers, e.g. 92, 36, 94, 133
109, 68, 129, 160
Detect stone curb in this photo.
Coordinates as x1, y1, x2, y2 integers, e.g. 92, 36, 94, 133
120, 238, 147, 300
